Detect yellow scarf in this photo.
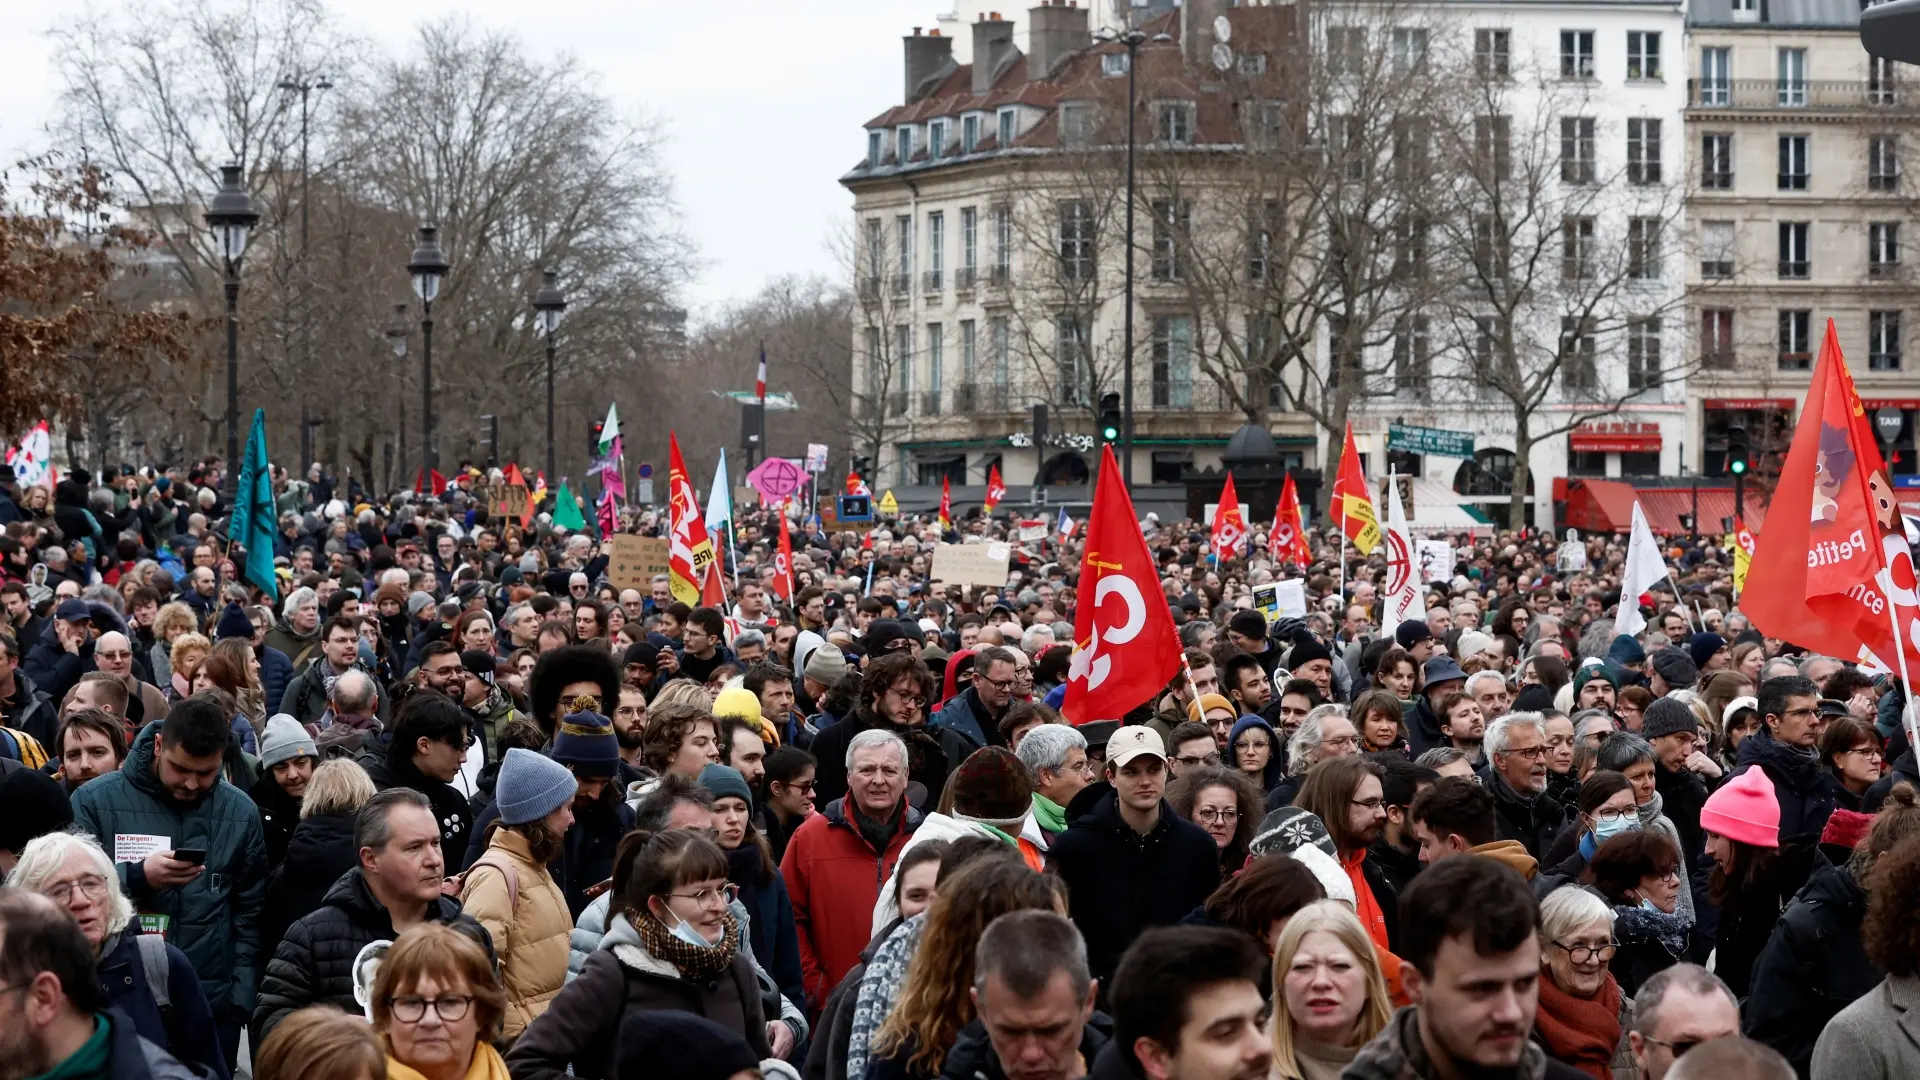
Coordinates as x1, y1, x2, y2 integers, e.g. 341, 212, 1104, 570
386, 1043, 512, 1080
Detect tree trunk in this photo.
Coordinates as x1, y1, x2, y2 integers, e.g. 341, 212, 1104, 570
1508, 415, 1532, 532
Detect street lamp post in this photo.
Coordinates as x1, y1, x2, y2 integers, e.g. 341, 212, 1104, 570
203, 163, 260, 502
384, 304, 409, 493
407, 226, 449, 489
277, 75, 330, 474
531, 269, 568, 483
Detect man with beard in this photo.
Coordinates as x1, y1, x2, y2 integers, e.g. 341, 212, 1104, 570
278, 617, 369, 727
1731, 675, 1834, 841
1346, 857, 1585, 1080
807, 652, 973, 809
457, 650, 521, 764
1110, 926, 1270, 1080
611, 683, 648, 783
1479, 712, 1570, 863
1290, 755, 1396, 955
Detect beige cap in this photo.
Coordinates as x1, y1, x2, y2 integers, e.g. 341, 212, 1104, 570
1105, 725, 1166, 768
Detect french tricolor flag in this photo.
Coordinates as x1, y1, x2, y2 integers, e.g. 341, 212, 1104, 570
1057, 508, 1077, 539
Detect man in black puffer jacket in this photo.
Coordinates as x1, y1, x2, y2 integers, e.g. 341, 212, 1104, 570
251, 787, 493, 1045
1742, 857, 1880, 1079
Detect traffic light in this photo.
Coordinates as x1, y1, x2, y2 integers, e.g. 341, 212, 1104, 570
1098, 392, 1121, 444
588, 418, 604, 456
1726, 425, 1749, 476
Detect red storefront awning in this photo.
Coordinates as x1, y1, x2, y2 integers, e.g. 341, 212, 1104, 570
1563, 479, 1639, 533
1562, 479, 1768, 535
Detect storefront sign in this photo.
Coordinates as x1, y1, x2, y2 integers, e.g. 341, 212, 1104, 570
1386, 424, 1475, 459
1703, 399, 1793, 411
1570, 421, 1662, 453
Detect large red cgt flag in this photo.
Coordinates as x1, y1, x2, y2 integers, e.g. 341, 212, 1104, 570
1270, 471, 1313, 567
1210, 472, 1249, 558
667, 433, 722, 607
1328, 423, 1380, 555
773, 507, 795, 601
1746, 320, 1920, 692
1062, 445, 1183, 726
984, 464, 1008, 514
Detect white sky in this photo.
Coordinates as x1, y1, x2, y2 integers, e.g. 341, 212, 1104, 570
0, 0, 913, 323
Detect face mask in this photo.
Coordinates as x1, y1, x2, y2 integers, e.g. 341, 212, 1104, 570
664, 908, 712, 949
1592, 815, 1639, 843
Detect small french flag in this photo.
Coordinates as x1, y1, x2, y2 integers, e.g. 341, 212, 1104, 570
756, 343, 767, 401
1057, 507, 1077, 539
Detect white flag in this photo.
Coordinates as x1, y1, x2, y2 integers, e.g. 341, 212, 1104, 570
1380, 472, 1420, 630
1615, 502, 1666, 638
704, 448, 733, 533
598, 402, 621, 453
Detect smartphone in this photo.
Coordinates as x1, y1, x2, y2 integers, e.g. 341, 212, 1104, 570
171, 849, 207, 866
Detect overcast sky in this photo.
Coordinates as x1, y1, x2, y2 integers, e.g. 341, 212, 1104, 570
0, 0, 909, 323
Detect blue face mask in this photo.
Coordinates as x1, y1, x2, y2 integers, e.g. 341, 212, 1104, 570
667, 911, 712, 949
1592, 815, 1639, 843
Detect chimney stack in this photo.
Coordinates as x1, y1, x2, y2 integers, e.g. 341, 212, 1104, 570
1182, 0, 1229, 75
972, 14, 1016, 94
1028, 0, 1090, 82
904, 27, 956, 104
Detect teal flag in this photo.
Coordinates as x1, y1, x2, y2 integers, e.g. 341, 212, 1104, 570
233, 408, 279, 603
551, 481, 587, 532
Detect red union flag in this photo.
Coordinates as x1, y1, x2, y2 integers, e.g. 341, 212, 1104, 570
1269, 471, 1312, 567
984, 464, 1008, 514
773, 507, 795, 600
1328, 423, 1380, 555
1747, 320, 1920, 698
939, 475, 953, 529
667, 433, 721, 606
1063, 446, 1183, 726
1210, 472, 1249, 558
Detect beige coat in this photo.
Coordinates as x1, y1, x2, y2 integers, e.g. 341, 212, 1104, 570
460, 826, 572, 1039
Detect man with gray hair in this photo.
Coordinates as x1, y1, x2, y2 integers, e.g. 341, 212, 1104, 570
1465, 669, 1511, 721
1628, 963, 1738, 1080
951, 911, 1102, 1080
1481, 711, 1569, 861
1015, 724, 1090, 841
266, 586, 322, 668
1269, 705, 1361, 809
316, 667, 382, 757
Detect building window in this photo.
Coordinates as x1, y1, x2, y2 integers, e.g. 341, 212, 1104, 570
1627, 119, 1661, 184
1474, 29, 1510, 80
926, 211, 944, 292
1394, 315, 1431, 394
1329, 115, 1365, 181
997, 108, 1016, 147
1702, 221, 1735, 279
1058, 200, 1095, 282
868, 130, 883, 165
1393, 213, 1429, 280
1475, 115, 1512, 179
1871, 311, 1903, 371
864, 217, 884, 288
928, 120, 948, 159
895, 214, 912, 293
1392, 116, 1430, 184
1474, 214, 1508, 281
1778, 222, 1810, 279
926, 323, 943, 414
1627, 31, 1662, 80
1560, 117, 1595, 184
962, 114, 980, 153
1778, 135, 1809, 190
1239, 53, 1268, 76
897, 324, 914, 399
1061, 102, 1093, 148
1560, 31, 1595, 79
1871, 56, 1900, 106
1779, 309, 1812, 370
865, 326, 883, 401
1390, 28, 1428, 74
1151, 199, 1188, 281
1249, 200, 1279, 281
1872, 222, 1901, 278
1327, 26, 1365, 77
1702, 309, 1735, 370
1056, 315, 1089, 404
1561, 317, 1598, 392
990, 316, 1009, 388
1628, 218, 1661, 280
1778, 48, 1807, 107
1158, 102, 1194, 146
1475, 316, 1506, 390
1871, 136, 1901, 191
1102, 52, 1129, 77
1701, 133, 1733, 189
992, 205, 1012, 283
959, 207, 978, 286
1151, 315, 1193, 408
1700, 47, 1731, 105
959, 319, 976, 384
1628, 317, 1662, 390
1562, 215, 1596, 280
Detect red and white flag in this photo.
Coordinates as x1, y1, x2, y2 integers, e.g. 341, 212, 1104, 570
1062, 445, 1183, 726
756, 343, 768, 401
1210, 473, 1249, 559
773, 506, 795, 600
984, 464, 1008, 514
668, 433, 724, 607
1268, 471, 1312, 567
939, 475, 953, 529
845, 470, 870, 497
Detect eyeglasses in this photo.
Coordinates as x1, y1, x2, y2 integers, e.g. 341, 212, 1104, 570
42, 875, 111, 904
388, 994, 474, 1023
1320, 734, 1361, 751
1174, 752, 1223, 769
887, 688, 927, 707
1195, 808, 1240, 824
1551, 940, 1619, 963
981, 676, 1016, 692
1842, 746, 1884, 760
1350, 796, 1386, 810
669, 882, 742, 909
1501, 745, 1549, 761
1645, 1037, 1703, 1059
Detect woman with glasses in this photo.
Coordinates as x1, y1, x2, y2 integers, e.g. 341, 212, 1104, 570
1819, 716, 1884, 814
1532, 887, 1634, 1080
371, 923, 512, 1080
1581, 829, 1688, 996
7, 830, 229, 1080
1269, 900, 1393, 1080
459, 748, 577, 1040
1226, 715, 1283, 792
507, 829, 773, 1078
1538, 770, 1635, 896
1167, 766, 1263, 882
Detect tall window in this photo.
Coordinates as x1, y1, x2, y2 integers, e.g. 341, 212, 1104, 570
865, 327, 882, 403
1475, 316, 1506, 392
1476, 115, 1512, 179
1329, 115, 1365, 181
959, 319, 976, 384
1871, 222, 1902, 277
864, 218, 884, 287
1700, 47, 1731, 105
895, 214, 912, 293
960, 206, 978, 284
1702, 221, 1735, 279
928, 120, 948, 159
925, 323, 943, 411
1626, 31, 1662, 80
897, 127, 914, 163
1394, 315, 1431, 394
1628, 218, 1662, 280
1151, 315, 1193, 407
1474, 30, 1510, 80
1628, 317, 1662, 390
1327, 27, 1365, 76
1560, 31, 1595, 79
926, 211, 944, 289
1058, 201, 1095, 281
990, 317, 1009, 389
1702, 133, 1733, 188
1779, 310, 1812, 370
1474, 215, 1508, 281
1778, 48, 1807, 107
1627, 119, 1662, 184
868, 130, 883, 165
1393, 213, 1429, 279
1870, 311, 1903, 371
998, 108, 1016, 147
1562, 215, 1597, 280
1061, 103, 1094, 148
1151, 199, 1188, 281
1390, 28, 1428, 74
1560, 117, 1596, 184
1157, 102, 1194, 146
1778, 135, 1809, 190
992, 205, 1012, 282
1871, 136, 1901, 191
962, 114, 980, 153
1249, 200, 1280, 281
1393, 116, 1431, 184
1702, 309, 1735, 370
1055, 316, 1089, 404
1871, 55, 1900, 106
1778, 222, 1810, 279
1561, 317, 1598, 392
896, 324, 914, 398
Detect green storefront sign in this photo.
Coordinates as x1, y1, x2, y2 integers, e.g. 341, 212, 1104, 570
1387, 424, 1475, 459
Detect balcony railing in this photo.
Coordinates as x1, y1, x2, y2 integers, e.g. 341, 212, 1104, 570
923, 269, 944, 293
1690, 78, 1909, 110
1871, 261, 1903, 280
989, 264, 1011, 287
891, 273, 911, 295
1779, 259, 1810, 280
920, 390, 942, 416
889, 392, 910, 416
1701, 260, 1733, 279
956, 266, 976, 290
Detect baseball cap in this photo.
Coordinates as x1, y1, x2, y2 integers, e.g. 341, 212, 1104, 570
54, 599, 91, 623
1105, 726, 1166, 768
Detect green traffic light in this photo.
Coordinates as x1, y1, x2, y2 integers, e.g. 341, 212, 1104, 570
1730, 459, 1746, 475
1102, 426, 1119, 441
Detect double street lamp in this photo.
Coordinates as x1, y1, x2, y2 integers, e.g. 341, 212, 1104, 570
203, 163, 260, 501
531, 269, 568, 482
406, 225, 449, 487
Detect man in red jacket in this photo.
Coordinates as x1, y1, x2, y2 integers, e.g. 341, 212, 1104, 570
780, 727, 921, 1006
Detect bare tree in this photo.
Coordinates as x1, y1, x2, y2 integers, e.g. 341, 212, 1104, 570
835, 218, 922, 478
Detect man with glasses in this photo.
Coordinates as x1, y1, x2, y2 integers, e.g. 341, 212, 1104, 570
253, 787, 492, 1044
87, 631, 167, 730
1015, 724, 1091, 843
1731, 675, 1834, 842
1267, 706, 1362, 810
931, 646, 1019, 748
807, 652, 971, 809
1481, 712, 1571, 862
1627, 964, 1738, 1080
1165, 721, 1220, 781
362, 690, 476, 859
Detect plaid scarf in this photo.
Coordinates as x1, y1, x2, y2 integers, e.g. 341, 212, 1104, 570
633, 908, 741, 982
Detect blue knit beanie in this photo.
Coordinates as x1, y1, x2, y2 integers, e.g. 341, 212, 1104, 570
699, 764, 754, 814
214, 603, 255, 641
495, 747, 578, 825
551, 710, 620, 779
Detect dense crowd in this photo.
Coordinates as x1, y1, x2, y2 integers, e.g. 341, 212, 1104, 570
0, 460, 1912, 1080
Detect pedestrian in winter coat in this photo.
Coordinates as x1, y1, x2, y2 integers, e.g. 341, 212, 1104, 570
1810, 830, 1920, 1080
1530, 889, 1635, 1080
247, 714, 318, 869
22, 599, 99, 705
277, 616, 374, 726
359, 689, 473, 858
258, 759, 376, 952
505, 829, 774, 1079
1734, 677, 1837, 842
810, 654, 971, 810
705, 764, 807, 1015
251, 786, 494, 1045
459, 747, 575, 1039
1701, 764, 1825, 1000
68, 697, 267, 1064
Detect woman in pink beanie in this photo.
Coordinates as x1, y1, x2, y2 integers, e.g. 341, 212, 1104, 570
1703, 765, 1823, 998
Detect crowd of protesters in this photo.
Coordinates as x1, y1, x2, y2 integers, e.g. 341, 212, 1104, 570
0, 458, 1912, 1080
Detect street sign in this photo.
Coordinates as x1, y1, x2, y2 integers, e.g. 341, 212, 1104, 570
1386, 423, 1475, 459
713, 390, 799, 410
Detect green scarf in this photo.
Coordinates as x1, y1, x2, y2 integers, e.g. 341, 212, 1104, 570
1031, 794, 1068, 834
32, 1014, 111, 1080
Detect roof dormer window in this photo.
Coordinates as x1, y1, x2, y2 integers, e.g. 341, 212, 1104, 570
897, 126, 914, 162
1102, 52, 1129, 77
868, 130, 883, 166
930, 119, 950, 159
1157, 101, 1194, 146
963, 114, 981, 153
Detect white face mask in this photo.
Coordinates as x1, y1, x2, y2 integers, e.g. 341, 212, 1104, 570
657, 902, 713, 949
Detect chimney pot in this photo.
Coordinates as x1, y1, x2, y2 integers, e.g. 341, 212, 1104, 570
913, 25, 922, 34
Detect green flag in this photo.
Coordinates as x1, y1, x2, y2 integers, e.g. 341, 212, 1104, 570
233, 408, 279, 603
552, 481, 587, 532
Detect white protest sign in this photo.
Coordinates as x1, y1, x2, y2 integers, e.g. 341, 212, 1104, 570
113, 834, 171, 864
1417, 540, 1456, 585
930, 541, 1012, 588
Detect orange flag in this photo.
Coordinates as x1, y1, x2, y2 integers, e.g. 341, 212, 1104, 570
984, 464, 1008, 514
939, 475, 953, 529
1327, 423, 1380, 555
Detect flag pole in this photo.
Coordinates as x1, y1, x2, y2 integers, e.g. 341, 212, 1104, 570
1883, 601, 1920, 750
1339, 503, 1348, 599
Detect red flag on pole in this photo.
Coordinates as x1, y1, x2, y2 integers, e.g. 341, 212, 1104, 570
773, 507, 795, 601
1746, 320, 1920, 705
1328, 423, 1380, 555
939, 475, 953, 529
1062, 445, 1183, 726
984, 464, 1008, 514
1210, 473, 1249, 558
667, 433, 721, 607
1269, 472, 1312, 567
414, 468, 447, 497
